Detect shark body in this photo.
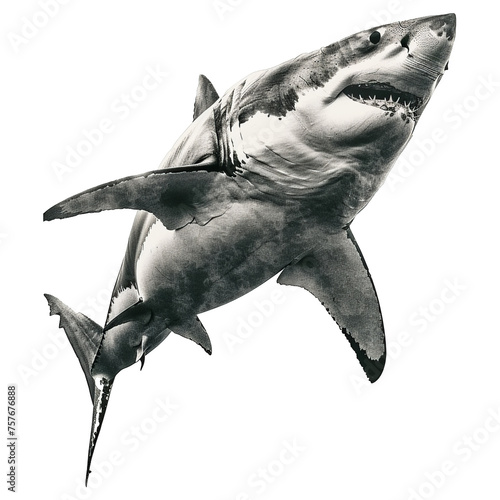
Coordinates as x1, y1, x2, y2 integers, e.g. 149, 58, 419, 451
44, 14, 456, 483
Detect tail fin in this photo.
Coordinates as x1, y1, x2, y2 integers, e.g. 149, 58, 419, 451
86, 376, 113, 485
45, 294, 115, 484
44, 294, 103, 401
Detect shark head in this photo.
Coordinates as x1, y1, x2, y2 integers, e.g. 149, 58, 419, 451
330, 14, 455, 119
234, 14, 455, 215
300, 14, 455, 150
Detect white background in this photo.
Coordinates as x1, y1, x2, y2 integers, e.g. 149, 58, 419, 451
2, 1, 499, 499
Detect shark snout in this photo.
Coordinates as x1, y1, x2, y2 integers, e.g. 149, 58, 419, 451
404, 13, 456, 64
429, 13, 456, 41
396, 13, 455, 100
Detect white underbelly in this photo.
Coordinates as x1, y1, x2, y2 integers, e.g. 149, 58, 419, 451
134, 199, 310, 318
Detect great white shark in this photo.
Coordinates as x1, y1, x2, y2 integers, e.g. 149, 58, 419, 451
44, 13, 456, 483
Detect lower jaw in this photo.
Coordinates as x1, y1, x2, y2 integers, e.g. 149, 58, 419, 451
342, 86, 423, 123
383, 105, 418, 124
349, 97, 420, 124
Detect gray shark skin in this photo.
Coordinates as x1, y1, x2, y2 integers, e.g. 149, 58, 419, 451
44, 14, 455, 484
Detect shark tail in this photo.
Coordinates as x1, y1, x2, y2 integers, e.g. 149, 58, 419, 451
44, 294, 103, 401
86, 376, 114, 485
44, 294, 113, 485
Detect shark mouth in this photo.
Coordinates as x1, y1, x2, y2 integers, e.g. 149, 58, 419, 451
343, 83, 424, 121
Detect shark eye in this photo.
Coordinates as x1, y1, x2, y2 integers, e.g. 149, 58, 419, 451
369, 31, 381, 44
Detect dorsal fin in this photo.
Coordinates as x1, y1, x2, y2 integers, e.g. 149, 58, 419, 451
193, 74, 219, 120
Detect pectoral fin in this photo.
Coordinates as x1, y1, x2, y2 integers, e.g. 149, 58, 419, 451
43, 167, 234, 230
278, 228, 386, 382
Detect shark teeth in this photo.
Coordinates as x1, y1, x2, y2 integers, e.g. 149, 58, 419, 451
343, 83, 423, 120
